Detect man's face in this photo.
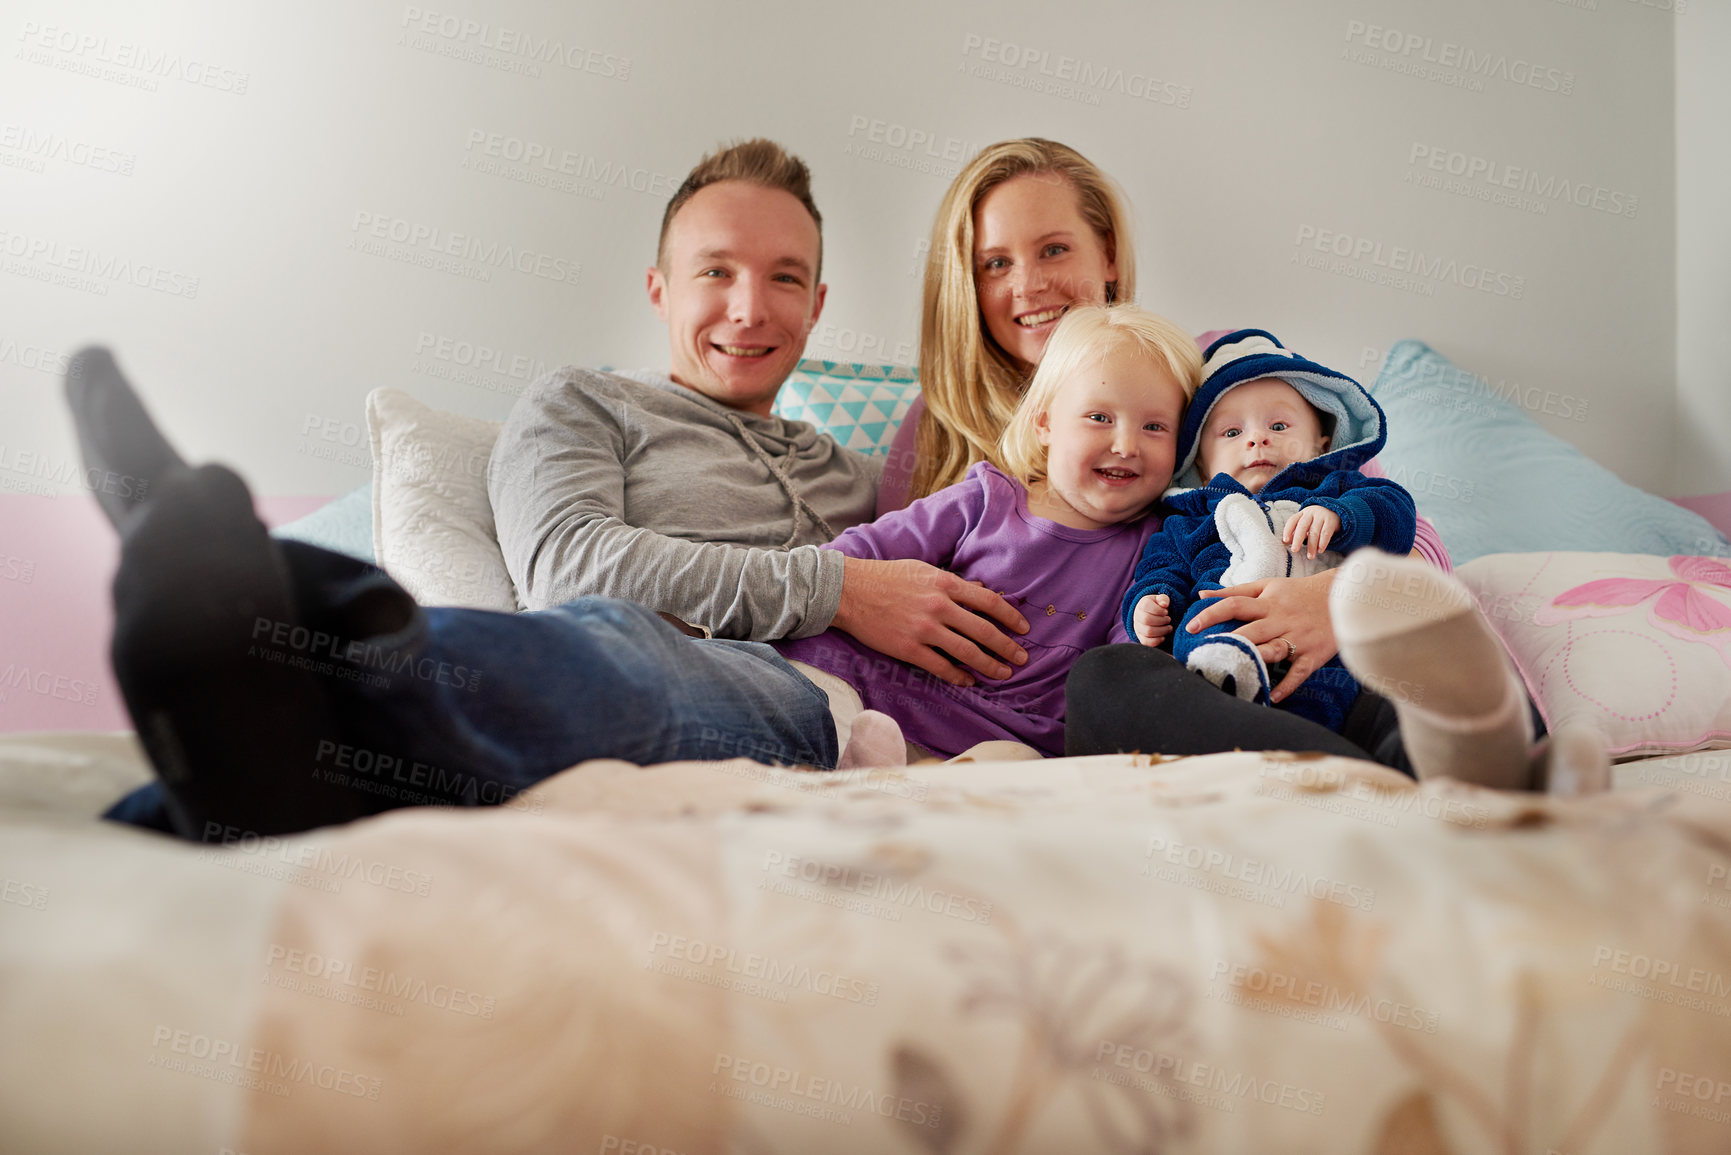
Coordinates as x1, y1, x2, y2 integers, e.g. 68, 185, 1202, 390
647, 181, 826, 416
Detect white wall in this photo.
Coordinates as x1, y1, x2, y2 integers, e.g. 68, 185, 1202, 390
1676, 0, 1731, 497
0, 0, 1695, 499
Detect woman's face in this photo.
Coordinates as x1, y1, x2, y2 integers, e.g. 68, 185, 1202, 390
972, 172, 1119, 372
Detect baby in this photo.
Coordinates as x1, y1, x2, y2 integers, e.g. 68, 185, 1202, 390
776, 304, 1200, 759
1122, 329, 1417, 732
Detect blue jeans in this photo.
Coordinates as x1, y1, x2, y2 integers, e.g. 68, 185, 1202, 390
106, 542, 838, 835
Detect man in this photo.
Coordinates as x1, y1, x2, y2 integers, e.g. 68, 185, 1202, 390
84, 138, 1026, 841
491, 139, 1028, 685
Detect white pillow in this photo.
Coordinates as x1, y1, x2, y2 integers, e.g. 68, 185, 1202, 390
367, 387, 518, 611
1458, 551, 1731, 759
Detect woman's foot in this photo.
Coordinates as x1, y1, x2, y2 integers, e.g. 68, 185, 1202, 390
1529, 724, 1612, 797
1331, 550, 1536, 789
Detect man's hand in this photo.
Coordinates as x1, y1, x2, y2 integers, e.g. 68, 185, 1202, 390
1133, 594, 1172, 647
831, 556, 1029, 687
1283, 506, 1340, 559
1187, 570, 1339, 703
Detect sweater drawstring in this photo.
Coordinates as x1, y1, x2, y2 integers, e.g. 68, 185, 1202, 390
723, 411, 838, 548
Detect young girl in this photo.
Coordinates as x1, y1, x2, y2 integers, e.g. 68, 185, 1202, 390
776, 304, 1200, 759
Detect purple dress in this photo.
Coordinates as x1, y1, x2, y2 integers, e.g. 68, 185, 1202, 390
778, 462, 1158, 757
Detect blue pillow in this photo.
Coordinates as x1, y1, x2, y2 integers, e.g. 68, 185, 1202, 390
273, 482, 376, 562
773, 359, 920, 457
1370, 341, 1731, 564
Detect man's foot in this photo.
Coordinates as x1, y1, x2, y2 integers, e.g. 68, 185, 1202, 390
111, 464, 370, 838
1331, 550, 1533, 788
64, 347, 186, 530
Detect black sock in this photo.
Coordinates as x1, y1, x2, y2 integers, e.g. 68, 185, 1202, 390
64, 347, 186, 529
1065, 644, 1371, 760
110, 464, 375, 839
279, 540, 418, 642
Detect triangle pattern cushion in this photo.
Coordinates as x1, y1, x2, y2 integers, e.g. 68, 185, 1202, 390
773, 359, 921, 458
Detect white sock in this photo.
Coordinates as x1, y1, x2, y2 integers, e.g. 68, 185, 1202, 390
1331, 550, 1533, 789
838, 710, 909, 770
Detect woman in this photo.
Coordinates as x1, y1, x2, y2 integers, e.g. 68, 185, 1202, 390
893, 139, 1132, 507
889, 138, 1570, 790
882, 140, 1409, 691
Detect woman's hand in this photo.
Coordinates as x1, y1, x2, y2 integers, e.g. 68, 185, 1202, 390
1185, 570, 1339, 703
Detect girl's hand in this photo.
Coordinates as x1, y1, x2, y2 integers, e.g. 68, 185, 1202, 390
1133, 594, 1172, 647
1187, 571, 1338, 702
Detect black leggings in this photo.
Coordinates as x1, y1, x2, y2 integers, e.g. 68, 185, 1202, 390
1065, 645, 1416, 775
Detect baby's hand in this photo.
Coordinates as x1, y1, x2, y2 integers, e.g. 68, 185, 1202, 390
1282, 506, 1341, 559
1133, 594, 1172, 647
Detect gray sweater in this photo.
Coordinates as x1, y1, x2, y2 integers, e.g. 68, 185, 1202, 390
489, 368, 882, 640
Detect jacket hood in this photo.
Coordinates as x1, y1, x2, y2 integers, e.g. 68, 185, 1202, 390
1168, 329, 1387, 493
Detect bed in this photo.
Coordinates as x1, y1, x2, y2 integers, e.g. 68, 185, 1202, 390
3, 341, 1730, 1154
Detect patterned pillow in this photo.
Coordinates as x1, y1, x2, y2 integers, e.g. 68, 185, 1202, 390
1457, 551, 1731, 758
774, 360, 921, 457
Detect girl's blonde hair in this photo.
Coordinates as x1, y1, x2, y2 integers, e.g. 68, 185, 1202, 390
997, 304, 1202, 487
911, 138, 1138, 501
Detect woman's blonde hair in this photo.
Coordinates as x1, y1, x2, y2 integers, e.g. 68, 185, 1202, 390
911, 138, 1137, 500
997, 304, 1202, 487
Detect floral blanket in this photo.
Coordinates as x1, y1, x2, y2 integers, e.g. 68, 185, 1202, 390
2, 733, 1730, 1154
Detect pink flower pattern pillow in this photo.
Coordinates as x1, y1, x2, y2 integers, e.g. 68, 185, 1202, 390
1458, 553, 1731, 758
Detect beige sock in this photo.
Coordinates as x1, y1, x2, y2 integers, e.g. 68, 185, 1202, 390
838, 710, 910, 770
787, 660, 912, 769
1529, 724, 1611, 797
1331, 550, 1533, 789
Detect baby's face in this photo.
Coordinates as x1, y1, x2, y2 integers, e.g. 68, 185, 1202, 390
1196, 377, 1330, 493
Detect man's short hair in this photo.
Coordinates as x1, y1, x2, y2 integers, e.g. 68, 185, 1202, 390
656, 138, 823, 276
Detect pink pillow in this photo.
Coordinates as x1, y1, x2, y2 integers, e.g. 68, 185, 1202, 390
1672, 491, 1731, 541
1458, 551, 1731, 759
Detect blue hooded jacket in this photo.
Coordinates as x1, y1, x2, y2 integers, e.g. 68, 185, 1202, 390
1120, 329, 1417, 639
